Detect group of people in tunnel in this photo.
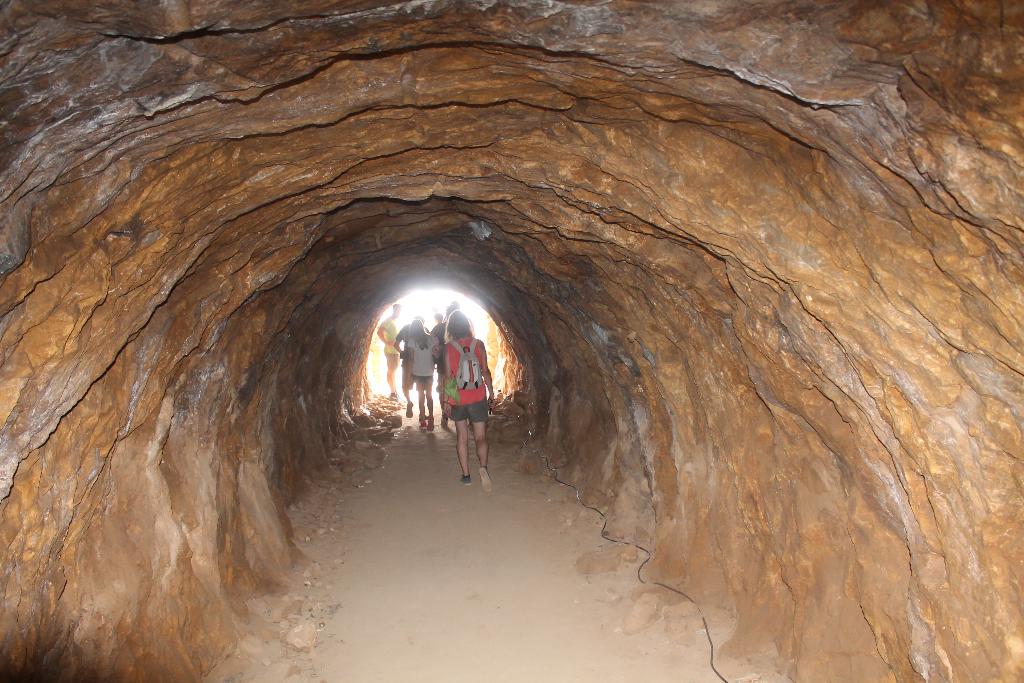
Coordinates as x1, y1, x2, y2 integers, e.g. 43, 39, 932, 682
377, 300, 495, 489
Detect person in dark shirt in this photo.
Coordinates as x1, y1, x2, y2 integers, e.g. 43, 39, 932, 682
434, 302, 460, 428
394, 316, 422, 418
429, 312, 447, 427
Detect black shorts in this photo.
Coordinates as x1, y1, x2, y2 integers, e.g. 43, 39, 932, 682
450, 400, 488, 424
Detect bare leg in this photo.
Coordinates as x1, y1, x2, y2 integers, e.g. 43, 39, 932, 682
437, 367, 448, 427
403, 365, 413, 417
403, 365, 413, 401
474, 421, 492, 491
472, 421, 489, 468
455, 419, 471, 476
417, 384, 426, 419
425, 390, 434, 418
386, 357, 398, 396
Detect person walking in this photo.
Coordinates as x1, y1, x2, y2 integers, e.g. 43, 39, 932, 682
376, 304, 401, 400
408, 318, 438, 430
429, 312, 447, 427
436, 301, 461, 428
441, 310, 494, 491
430, 312, 446, 344
394, 316, 421, 418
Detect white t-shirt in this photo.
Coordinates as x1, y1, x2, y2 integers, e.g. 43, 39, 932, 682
410, 339, 437, 377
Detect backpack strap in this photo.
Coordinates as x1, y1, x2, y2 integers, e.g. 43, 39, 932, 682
448, 341, 460, 371
468, 340, 481, 386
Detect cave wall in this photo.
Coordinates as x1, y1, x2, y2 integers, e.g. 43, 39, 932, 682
1, 2, 1022, 682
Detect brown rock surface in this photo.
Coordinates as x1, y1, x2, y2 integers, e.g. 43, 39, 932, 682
0, 2, 1021, 682
283, 622, 317, 653
622, 591, 665, 635
575, 544, 640, 576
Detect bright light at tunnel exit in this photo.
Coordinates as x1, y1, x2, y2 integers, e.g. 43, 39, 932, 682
366, 289, 508, 397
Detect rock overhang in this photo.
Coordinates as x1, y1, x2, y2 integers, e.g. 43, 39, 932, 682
0, 2, 1021, 681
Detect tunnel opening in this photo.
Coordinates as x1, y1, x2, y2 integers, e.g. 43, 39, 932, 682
364, 287, 517, 400
0, 3, 1021, 683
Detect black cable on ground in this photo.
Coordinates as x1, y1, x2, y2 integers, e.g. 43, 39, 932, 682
530, 441, 730, 683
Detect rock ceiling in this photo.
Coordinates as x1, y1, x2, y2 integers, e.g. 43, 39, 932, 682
0, 2, 1021, 681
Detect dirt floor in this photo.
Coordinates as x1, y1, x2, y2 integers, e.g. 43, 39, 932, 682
206, 411, 772, 683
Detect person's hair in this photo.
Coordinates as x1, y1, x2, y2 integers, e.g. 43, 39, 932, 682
391, 303, 401, 315
411, 318, 430, 349
434, 313, 443, 324
445, 300, 461, 315
445, 310, 472, 341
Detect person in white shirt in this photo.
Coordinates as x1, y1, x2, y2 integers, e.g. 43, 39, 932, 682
407, 318, 439, 430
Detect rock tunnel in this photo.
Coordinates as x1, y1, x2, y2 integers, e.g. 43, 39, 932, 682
1, 2, 1022, 681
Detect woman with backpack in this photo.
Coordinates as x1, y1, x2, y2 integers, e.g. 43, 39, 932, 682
441, 310, 495, 490
407, 318, 439, 430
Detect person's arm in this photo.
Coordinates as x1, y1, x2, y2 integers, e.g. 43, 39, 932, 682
441, 343, 452, 417
439, 343, 449, 412
394, 327, 405, 354
480, 343, 495, 403
377, 324, 387, 343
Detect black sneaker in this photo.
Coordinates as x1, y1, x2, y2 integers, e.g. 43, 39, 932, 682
460, 474, 471, 485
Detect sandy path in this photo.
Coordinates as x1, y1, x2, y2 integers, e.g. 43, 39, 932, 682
207, 418, 731, 683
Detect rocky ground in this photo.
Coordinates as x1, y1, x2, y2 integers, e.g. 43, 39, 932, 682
205, 400, 778, 683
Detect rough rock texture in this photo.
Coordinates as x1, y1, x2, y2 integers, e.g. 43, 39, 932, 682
0, 2, 1021, 681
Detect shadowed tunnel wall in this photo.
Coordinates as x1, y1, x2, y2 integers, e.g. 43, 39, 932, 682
1, 3, 1022, 682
